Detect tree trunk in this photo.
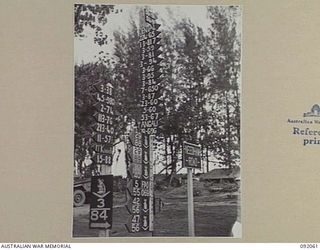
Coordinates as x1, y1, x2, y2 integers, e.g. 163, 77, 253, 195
168, 135, 177, 186
165, 135, 168, 176
206, 146, 209, 173
224, 90, 232, 169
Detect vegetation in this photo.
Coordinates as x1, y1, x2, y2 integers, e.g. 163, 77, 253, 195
74, 5, 241, 181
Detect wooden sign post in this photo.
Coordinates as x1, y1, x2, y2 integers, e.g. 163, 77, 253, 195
187, 167, 195, 236
91, 81, 115, 237
124, 7, 163, 235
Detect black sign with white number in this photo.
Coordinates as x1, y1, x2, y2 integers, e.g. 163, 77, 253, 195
89, 175, 113, 229
93, 102, 114, 116
92, 152, 113, 165
93, 133, 114, 146
93, 82, 114, 96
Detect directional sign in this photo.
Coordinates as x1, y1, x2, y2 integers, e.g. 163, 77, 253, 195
139, 37, 161, 48
93, 82, 113, 96
93, 112, 114, 125
92, 143, 113, 155
125, 128, 154, 233
92, 152, 113, 165
89, 175, 113, 229
131, 162, 143, 179
141, 57, 163, 67
139, 30, 161, 41
139, 16, 163, 136
93, 122, 115, 135
183, 141, 201, 169
94, 92, 116, 106
93, 133, 114, 145
93, 102, 114, 115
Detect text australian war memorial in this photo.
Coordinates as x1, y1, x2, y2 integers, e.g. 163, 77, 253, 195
73, 4, 241, 237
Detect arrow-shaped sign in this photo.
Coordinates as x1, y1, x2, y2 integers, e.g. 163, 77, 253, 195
142, 166, 149, 179
92, 153, 113, 165
142, 198, 149, 213
92, 134, 114, 146
139, 37, 161, 47
153, 23, 161, 30
143, 135, 149, 148
92, 83, 113, 96
93, 92, 116, 106
90, 221, 111, 229
91, 122, 114, 135
92, 112, 114, 125
141, 215, 149, 231
93, 144, 113, 154
93, 102, 114, 115
141, 56, 163, 66
154, 71, 163, 80
92, 191, 110, 199
143, 151, 149, 164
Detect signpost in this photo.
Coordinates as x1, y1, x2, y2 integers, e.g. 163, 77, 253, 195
125, 128, 153, 233
124, 8, 162, 235
183, 141, 201, 237
91, 81, 115, 237
92, 81, 115, 173
139, 8, 163, 136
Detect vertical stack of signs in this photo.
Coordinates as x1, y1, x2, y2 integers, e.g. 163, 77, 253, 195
125, 128, 152, 232
125, 8, 163, 234
139, 9, 163, 136
89, 81, 115, 230
92, 82, 115, 167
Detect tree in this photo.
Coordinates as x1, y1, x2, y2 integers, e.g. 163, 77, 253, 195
112, 18, 142, 127
74, 5, 241, 179
74, 4, 114, 46
206, 6, 241, 169
74, 63, 121, 161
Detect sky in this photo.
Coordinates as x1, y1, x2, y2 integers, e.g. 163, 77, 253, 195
74, 4, 242, 65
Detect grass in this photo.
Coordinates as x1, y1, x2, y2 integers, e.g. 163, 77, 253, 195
73, 184, 239, 237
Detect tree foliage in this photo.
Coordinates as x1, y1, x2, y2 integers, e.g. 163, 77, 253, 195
74, 5, 241, 177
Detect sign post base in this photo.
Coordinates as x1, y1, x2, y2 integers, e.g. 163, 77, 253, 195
99, 229, 110, 237
187, 167, 195, 237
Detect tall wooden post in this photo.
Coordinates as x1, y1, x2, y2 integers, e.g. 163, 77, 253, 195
187, 167, 195, 237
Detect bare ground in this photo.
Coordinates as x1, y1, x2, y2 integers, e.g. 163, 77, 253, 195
73, 181, 239, 237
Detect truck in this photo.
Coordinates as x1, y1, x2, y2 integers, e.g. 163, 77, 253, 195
73, 177, 91, 207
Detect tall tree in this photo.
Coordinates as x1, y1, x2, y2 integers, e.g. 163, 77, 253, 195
207, 6, 241, 169
112, 18, 141, 127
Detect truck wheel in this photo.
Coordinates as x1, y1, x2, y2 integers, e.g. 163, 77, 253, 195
74, 189, 86, 207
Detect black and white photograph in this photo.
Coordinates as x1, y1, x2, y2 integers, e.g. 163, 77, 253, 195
73, 4, 241, 238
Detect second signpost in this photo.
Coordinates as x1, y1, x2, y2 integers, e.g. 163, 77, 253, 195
183, 141, 202, 237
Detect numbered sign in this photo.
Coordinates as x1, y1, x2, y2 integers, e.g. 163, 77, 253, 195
93, 82, 114, 96
92, 152, 113, 165
183, 141, 201, 169
89, 175, 113, 229
91, 81, 115, 172
139, 9, 163, 136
